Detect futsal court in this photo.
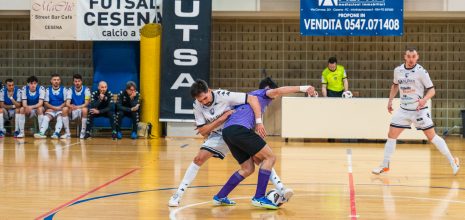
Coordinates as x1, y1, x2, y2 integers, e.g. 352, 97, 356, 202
0, 136, 463, 219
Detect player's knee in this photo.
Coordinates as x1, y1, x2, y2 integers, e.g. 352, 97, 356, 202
82, 107, 88, 115
19, 107, 25, 114
241, 166, 255, 177
37, 108, 44, 114
62, 107, 69, 114
193, 155, 207, 166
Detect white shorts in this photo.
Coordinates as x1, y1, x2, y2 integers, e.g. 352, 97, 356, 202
71, 109, 83, 120
390, 107, 434, 130
2, 108, 16, 120
45, 110, 63, 118
200, 132, 230, 159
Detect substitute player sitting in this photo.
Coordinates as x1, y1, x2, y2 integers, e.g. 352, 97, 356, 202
372, 48, 460, 175
17, 76, 45, 138
0, 79, 22, 138
65, 74, 91, 139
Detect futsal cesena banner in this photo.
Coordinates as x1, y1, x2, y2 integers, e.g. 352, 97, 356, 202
31, 0, 162, 40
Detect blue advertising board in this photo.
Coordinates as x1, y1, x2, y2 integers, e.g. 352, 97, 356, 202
300, 0, 403, 36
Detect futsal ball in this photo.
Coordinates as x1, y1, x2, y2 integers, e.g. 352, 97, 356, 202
342, 91, 353, 98
266, 189, 284, 206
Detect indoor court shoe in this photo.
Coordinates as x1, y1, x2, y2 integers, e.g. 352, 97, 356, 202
13, 131, 19, 138
452, 157, 460, 175
131, 131, 137, 139
372, 164, 390, 175
281, 188, 294, 203
251, 197, 278, 210
16, 132, 25, 138
51, 132, 60, 139
84, 133, 91, 139
79, 131, 86, 139
168, 193, 181, 207
117, 131, 123, 139
112, 131, 117, 140
213, 195, 236, 206
34, 132, 46, 139
0, 131, 4, 138
60, 133, 71, 139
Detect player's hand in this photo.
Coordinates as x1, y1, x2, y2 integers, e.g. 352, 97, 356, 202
90, 108, 99, 114
387, 100, 393, 114
25, 106, 32, 114
306, 86, 316, 97
195, 126, 210, 138
130, 91, 136, 99
221, 110, 234, 119
416, 98, 426, 111
131, 104, 140, 112
255, 123, 267, 138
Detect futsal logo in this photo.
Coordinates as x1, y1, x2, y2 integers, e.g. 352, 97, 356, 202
319, 0, 338, 6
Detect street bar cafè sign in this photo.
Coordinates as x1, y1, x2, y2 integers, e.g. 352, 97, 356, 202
31, 0, 162, 41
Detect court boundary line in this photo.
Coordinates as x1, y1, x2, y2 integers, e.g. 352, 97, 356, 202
43, 182, 465, 219
35, 167, 140, 220
346, 149, 359, 219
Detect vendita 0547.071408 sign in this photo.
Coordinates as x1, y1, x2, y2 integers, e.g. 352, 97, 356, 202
300, 0, 403, 36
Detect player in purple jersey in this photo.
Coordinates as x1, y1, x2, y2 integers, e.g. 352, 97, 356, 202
213, 77, 317, 209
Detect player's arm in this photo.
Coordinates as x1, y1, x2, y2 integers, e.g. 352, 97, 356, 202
321, 73, 328, 97
44, 101, 55, 110
196, 110, 234, 138
76, 88, 91, 108
387, 83, 399, 113
266, 86, 315, 99
98, 92, 113, 114
117, 92, 131, 112
246, 95, 267, 138
343, 78, 349, 92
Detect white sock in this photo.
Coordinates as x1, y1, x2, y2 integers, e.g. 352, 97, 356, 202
382, 138, 397, 167
40, 116, 50, 134
0, 113, 4, 132
431, 135, 455, 166
19, 114, 25, 133
55, 116, 63, 133
81, 118, 87, 133
270, 168, 285, 193
15, 114, 19, 132
176, 162, 200, 196
62, 116, 70, 134
38, 114, 44, 127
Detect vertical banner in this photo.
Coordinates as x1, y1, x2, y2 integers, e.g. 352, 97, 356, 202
159, 0, 212, 122
30, 0, 77, 40
300, 0, 403, 36
77, 0, 162, 41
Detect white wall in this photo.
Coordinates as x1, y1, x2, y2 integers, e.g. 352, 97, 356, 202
0, 0, 30, 10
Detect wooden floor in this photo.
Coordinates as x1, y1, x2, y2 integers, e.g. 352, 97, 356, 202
1, 136, 465, 219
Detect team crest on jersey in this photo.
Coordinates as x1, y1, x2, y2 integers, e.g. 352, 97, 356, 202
405, 72, 410, 78
209, 108, 215, 115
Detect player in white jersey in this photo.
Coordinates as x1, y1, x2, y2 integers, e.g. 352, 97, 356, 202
372, 48, 460, 175
168, 79, 292, 207
18, 76, 46, 138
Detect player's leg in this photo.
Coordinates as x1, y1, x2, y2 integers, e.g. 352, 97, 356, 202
168, 149, 214, 207
80, 107, 88, 139
372, 109, 410, 174
252, 145, 279, 209
130, 110, 139, 139
114, 111, 124, 139
84, 110, 95, 139
214, 157, 254, 206
17, 107, 26, 138
419, 114, 460, 175
253, 157, 293, 203
0, 108, 5, 137
14, 108, 20, 136
37, 107, 45, 127
169, 133, 227, 207
61, 107, 71, 139
108, 111, 117, 139
35, 109, 54, 138
52, 112, 63, 139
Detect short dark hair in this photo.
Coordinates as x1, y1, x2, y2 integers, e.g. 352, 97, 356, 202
5, 78, 13, 84
27, 76, 38, 84
126, 81, 137, 90
51, 73, 60, 78
405, 47, 418, 53
73, 74, 82, 80
328, 57, 337, 64
259, 77, 278, 89
190, 79, 209, 98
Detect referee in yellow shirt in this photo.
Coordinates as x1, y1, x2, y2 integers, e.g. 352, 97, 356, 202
321, 57, 349, 97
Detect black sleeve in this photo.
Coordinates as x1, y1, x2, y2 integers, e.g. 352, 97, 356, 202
117, 91, 131, 112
